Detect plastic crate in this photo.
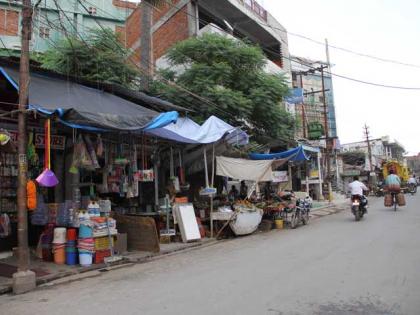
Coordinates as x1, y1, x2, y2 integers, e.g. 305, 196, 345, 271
94, 236, 114, 250
94, 249, 111, 264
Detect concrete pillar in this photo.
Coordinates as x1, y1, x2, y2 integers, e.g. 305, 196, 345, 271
188, 1, 199, 36
13, 270, 36, 294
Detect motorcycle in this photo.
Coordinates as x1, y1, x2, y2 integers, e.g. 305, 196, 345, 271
374, 183, 385, 197
408, 183, 417, 195
290, 196, 311, 228
351, 195, 367, 221
273, 192, 311, 229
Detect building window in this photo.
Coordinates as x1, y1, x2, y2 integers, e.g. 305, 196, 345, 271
242, 0, 267, 21
88, 7, 97, 15
39, 26, 50, 39
319, 95, 324, 103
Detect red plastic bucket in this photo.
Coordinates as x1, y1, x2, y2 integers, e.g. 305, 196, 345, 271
67, 228, 77, 241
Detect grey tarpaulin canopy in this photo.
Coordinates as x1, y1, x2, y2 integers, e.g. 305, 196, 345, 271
0, 66, 178, 131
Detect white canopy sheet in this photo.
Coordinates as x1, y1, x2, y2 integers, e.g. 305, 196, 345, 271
216, 156, 274, 182
146, 116, 248, 145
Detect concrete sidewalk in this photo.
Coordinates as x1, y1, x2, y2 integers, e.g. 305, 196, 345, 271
0, 239, 217, 294
0, 200, 348, 295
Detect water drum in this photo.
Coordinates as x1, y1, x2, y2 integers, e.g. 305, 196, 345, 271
53, 227, 67, 244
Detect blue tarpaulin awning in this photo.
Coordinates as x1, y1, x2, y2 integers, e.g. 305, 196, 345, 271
249, 145, 310, 162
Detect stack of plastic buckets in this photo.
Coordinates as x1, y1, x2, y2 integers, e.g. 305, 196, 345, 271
52, 227, 66, 264
77, 223, 94, 266
65, 228, 78, 265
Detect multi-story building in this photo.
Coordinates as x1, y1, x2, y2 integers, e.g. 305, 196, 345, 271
122, 0, 292, 78
341, 136, 406, 169
0, 0, 135, 53
291, 56, 338, 140
406, 154, 420, 175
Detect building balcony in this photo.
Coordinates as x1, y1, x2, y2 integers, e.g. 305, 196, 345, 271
197, 23, 289, 78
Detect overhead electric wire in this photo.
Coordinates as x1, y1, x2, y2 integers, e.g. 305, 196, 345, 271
162, 0, 420, 90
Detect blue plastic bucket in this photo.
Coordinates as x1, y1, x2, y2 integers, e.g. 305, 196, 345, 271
66, 251, 78, 265
78, 224, 93, 238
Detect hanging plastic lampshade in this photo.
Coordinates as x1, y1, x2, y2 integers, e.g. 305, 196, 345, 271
36, 119, 59, 187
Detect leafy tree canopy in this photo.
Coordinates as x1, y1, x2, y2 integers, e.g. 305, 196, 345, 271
151, 33, 295, 145
40, 29, 138, 87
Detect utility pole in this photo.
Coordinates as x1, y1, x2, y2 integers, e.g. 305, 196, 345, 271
320, 65, 331, 201
324, 38, 334, 201
364, 124, 376, 190
13, 0, 36, 294
364, 124, 373, 172
140, 1, 153, 91
299, 73, 307, 138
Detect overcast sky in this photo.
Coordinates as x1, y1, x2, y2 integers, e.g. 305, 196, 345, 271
260, 0, 420, 154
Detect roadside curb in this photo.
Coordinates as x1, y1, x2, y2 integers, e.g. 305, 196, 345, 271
0, 239, 221, 295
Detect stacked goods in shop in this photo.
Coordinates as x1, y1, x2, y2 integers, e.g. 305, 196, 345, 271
91, 217, 117, 236
56, 201, 72, 226
94, 236, 113, 264
78, 223, 94, 266
31, 195, 48, 226
52, 227, 66, 264
65, 228, 78, 265
40, 224, 55, 261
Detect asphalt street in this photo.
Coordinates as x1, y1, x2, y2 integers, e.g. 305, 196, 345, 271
1, 195, 420, 315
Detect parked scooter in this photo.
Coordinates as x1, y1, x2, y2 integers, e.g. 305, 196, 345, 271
351, 195, 367, 221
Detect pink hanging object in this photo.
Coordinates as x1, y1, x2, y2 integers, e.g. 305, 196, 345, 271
36, 119, 59, 187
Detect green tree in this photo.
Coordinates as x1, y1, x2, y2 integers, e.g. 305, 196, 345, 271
151, 33, 295, 144
40, 29, 138, 87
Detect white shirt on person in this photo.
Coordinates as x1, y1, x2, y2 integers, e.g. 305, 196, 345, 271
348, 180, 368, 196
408, 177, 417, 184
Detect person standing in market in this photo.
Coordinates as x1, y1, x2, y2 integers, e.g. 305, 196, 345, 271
228, 185, 239, 202
239, 181, 248, 200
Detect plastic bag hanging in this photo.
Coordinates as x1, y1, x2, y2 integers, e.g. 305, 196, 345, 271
36, 119, 59, 187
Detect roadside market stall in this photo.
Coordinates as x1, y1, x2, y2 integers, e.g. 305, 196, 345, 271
0, 64, 182, 266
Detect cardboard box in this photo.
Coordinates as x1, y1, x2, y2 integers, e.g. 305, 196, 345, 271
114, 233, 127, 254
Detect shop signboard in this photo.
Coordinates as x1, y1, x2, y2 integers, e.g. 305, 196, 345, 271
307, 139, 326, 149
343, 170, 360, 176
309, 170, 319, 178
272, 171, 288, 183
7, 130, 66, 150
34, 133, 66, 150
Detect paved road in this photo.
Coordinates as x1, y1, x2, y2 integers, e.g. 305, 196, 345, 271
1, 195, 420, 315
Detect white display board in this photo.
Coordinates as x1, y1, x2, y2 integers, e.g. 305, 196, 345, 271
174, 204, 201, 243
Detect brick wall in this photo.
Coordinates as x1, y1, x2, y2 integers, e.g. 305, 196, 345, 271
0, 9, 19, 36
112, 0, 137, 10
123, 0, 189, 65
153, 5, 189, 61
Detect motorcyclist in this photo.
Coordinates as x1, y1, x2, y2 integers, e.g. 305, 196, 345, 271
348, 176, 369, 213
408, 174, 417, 193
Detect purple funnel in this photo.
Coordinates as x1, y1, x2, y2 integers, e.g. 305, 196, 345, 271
36, 168, 59, 187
